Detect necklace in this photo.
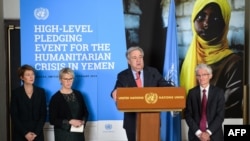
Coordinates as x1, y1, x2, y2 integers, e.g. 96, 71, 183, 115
60, 88, 73, 94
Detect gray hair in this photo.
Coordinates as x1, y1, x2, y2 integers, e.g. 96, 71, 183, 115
195, 63, 212, 75
126, 46, 144, 59
59, 67, 75, 79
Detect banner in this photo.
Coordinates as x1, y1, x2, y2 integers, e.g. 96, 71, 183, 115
20, 0, 127, 140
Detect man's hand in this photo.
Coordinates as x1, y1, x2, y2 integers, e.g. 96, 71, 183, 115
112, 89, 117, 101
199, 131, 210, 141
25, 132, 37, 141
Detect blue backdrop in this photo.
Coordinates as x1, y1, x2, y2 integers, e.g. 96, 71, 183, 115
20, 0, 127, 122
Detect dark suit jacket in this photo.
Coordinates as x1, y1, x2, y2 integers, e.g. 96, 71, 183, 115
111, 66, 172, 133
185, 85, 225, 141
10, 85, 47, 141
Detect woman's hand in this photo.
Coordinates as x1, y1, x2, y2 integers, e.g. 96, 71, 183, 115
69, 119, 84, 127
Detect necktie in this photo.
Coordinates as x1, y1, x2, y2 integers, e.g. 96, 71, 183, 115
135, 71, 142, 87
200, 89, 207, 131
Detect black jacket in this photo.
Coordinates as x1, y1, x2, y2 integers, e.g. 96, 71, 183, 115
49, 89, 89, 130
10, 85, 47, 141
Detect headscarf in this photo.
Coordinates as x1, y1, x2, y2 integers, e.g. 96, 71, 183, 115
180, 0, 233, 94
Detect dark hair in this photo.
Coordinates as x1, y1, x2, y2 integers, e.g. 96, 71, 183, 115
17, 64, 35, 78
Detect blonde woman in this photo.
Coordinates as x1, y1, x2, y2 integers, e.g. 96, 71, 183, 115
49, 67, 89, 141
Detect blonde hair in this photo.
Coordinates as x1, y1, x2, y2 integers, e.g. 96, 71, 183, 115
59, 67, 74, 79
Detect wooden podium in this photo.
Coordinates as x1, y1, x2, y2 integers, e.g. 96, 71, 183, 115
116, 87, 186, 141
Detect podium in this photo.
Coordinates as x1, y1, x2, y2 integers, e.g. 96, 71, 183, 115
116, 87, 186, 141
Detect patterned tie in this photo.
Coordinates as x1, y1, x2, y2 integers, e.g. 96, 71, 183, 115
200, 89, 207, 132
135, 71, 142, 87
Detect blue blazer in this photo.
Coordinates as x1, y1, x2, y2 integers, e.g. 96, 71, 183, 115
185, 85, 225, 141
111, 66, 172, 133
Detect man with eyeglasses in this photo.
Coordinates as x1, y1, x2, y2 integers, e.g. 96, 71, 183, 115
185, 63, 225, 141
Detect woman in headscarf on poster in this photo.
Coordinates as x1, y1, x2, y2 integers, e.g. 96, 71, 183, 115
180, 0, 243, 118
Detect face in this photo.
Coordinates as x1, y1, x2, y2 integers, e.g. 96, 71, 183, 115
128, 49, 144, 71
60, 73, 74, 89
21, 70, 35, 85
196, 68, 212, 88
194, 3, 225, 41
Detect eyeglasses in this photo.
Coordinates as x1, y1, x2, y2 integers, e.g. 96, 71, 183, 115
62, 78, 73, 81
130, 56, 143, 60
196, 74, 209, 78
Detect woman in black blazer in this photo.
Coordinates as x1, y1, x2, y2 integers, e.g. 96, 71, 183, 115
49, 67, 89, 141
10, 64, 47, 141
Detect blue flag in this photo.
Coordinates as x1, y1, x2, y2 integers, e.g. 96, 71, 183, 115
161, 0, 181, 141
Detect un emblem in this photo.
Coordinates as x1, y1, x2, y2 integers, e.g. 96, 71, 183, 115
34, 7, 49, 20
145, 93, 158, 104
105, 124, 112, 130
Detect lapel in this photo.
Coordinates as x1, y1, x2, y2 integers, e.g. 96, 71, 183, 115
195, 86, 202, 113
126, 69, 137, 87
206, 85, 214, 109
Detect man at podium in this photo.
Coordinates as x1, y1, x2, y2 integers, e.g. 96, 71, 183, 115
111, 46, 172, 141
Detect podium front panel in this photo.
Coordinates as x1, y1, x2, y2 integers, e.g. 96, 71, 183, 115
116, 87, 186, 112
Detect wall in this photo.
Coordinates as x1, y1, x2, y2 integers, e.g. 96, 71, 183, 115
3, 0, 19, 19
0, 0, 7, 140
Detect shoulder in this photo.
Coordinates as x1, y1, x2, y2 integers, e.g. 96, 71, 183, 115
117, 68, 132, 77
12, 86, 23, 93
144, 66, 158, 71
209, 85, 223, 93
187, 86, 200, 95
72, 89, 85, 100
143, 66, 160, 75
33, 85, 45, 92
51, 91, 61, 99
209, 85, 222, 90
215, 53, 243, 68
73, 89, 82, 95
227, 53, 242, 61
118, 68, 130, 74
11, 86, 24, 97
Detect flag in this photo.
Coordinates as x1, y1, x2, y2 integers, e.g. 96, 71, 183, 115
161, 0, 181, 141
